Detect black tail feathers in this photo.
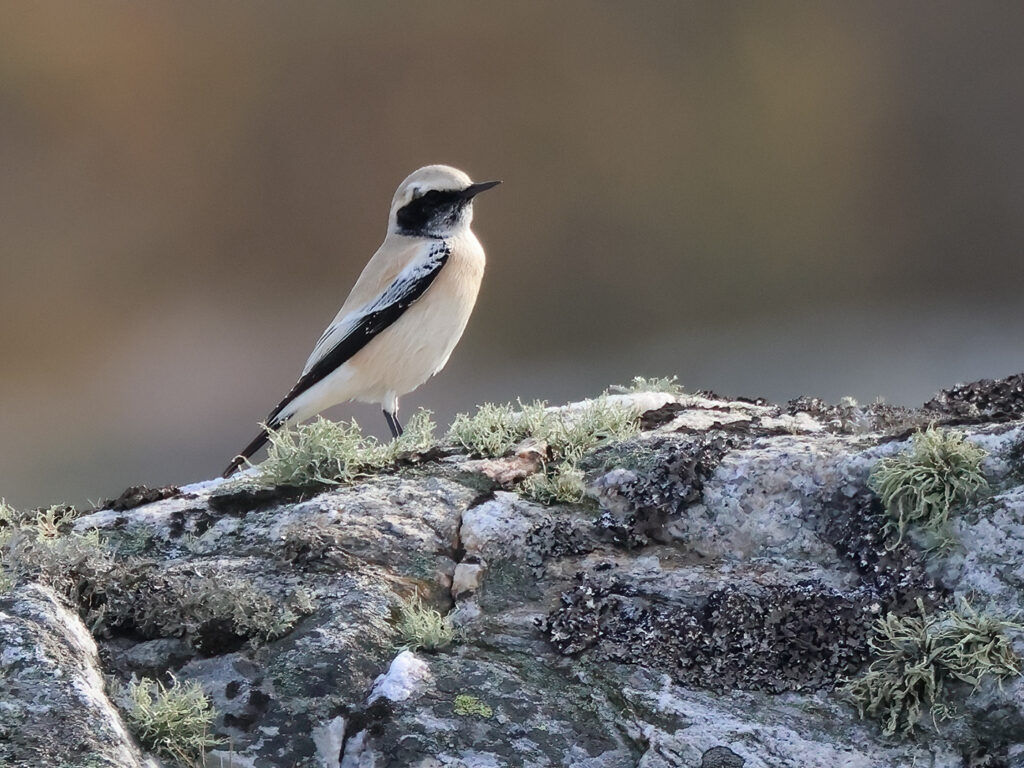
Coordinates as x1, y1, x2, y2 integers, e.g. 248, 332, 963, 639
222, 427, 271, 478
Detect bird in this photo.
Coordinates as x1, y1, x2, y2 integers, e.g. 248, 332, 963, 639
222, 164, 500, 478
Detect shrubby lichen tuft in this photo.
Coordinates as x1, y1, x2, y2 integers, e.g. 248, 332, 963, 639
243, 409, 436, 487
520, 463, 587, 505
0, 502, 117, 614
98, 568, 313, 652
550, 399, 640, 463
869, 427, 988, 548
606, 375, 684, 397
119, 675, 219, 766
845, 600, 1022, 735
0, 502, 80, 544
448, 397, 638, 461
447, 400, 551, 458
450, 397, 640, 507
396, 593, 456, 652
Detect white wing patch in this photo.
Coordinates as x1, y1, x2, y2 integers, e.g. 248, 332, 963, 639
301, 242, 450, 376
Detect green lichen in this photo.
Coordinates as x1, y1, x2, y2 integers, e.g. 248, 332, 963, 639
0, 502, 80, 546
244, 409, 436, 487
0, 502, 116, 615
447, 400, 551, 457
453, 693, 493, 718
520, 463, 587, 505
396, 593, 455, 652
549, 399, 640, 463
450, 397, 639, 507
120, 675, 219, 767
101, 569, 313, 646
845, 599, 1022, 735
869, 427, 988, 548
448, 397, 639, 461
3, 503, 309, 645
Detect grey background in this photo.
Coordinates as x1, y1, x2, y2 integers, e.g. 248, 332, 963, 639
2, 1, 1023, 507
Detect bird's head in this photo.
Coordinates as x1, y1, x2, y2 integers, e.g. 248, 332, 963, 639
389, 165, 500, 238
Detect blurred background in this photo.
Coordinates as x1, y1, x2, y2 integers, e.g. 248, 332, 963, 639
2, 1, 1024, 508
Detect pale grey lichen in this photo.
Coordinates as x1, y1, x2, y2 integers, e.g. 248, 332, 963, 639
245, 409, 436, 487
869, 427, 988, 548
606, 374, 684, 397
448, 397, 639, 462
0, 502, 116, 617
520, 463, 587, 505
450, 397, 640, 507
119, 675, 219, 767
845, 599, 1022, 735
448, 400, 552, 458
396, 593, 456, 652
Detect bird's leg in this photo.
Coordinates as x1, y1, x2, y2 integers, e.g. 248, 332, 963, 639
383, 409, 403, 439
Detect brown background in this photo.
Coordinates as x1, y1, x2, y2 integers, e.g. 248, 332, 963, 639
2, 2, 1023, 507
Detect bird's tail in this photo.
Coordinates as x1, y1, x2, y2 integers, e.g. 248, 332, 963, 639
222, 426, 272, 478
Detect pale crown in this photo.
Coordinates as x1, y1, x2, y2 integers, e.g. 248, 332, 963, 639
388, 164, 478, 237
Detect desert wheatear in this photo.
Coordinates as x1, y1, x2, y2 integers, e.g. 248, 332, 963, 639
223, 164, 499, 477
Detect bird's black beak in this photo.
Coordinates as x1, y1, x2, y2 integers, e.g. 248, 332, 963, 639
460, 180, 502, 199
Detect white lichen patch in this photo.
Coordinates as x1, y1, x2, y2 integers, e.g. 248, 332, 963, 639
565, 391, 675, 416
680, 392, 776, 415
206, 751, 258, 768
760, 412, 826, 434
661, 408, 752, 432
368, 650, 431, 703
621, 680, 959, 768
311, 715, 346, 768
1, 586, 148, 766
934, 484, 1024, 610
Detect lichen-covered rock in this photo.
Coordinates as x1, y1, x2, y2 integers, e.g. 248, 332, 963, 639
3, 378, 1024, 766
542, 573, 873, 691
925, 373, 1024, 422
0, 584, 153, 768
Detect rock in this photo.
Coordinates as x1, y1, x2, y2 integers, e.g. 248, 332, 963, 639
700, 746, 744, 768
925, 373, 1024, 422
0, 584, 153, 768
3, 377, 1024, 765
458, 437, 547, 484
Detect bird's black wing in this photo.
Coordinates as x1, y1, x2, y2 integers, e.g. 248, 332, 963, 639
222, 242, 450, 477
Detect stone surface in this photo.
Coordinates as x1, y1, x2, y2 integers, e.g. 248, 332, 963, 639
3, 381, 1024, 766
0, 584, 153, 768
